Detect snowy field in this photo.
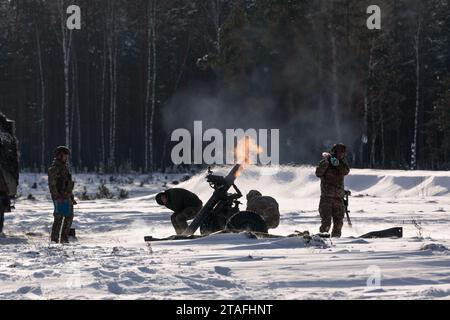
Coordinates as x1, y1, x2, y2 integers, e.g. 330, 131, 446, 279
0, 166, 450, 300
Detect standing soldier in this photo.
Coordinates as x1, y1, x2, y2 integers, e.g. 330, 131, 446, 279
48, 146, 77, 243
0, 113, 19, 237
156, 188, 203, 235
315, 143, 350, 238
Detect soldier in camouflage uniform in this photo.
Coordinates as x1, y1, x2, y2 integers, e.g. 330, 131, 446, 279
0, 113, 19, 236
156, 188, 203, 235
246, 190, 280, 229
315, 143, 350, 238
48, 146, 77, 243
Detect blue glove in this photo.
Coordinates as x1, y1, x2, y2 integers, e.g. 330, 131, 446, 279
330, 157, 340, 167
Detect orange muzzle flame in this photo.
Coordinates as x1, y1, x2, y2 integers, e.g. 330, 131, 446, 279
234, 137, 264, 177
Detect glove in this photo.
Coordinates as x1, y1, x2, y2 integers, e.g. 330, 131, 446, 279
330, 157, 340, 167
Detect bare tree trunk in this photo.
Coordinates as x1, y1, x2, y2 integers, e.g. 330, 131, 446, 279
315, 1, 326, 139
200, 0, 224, 56
76, 101, 81, 168
100, 20, 107, 173
411, 17, 421, 170
68, 48, 81, 170
107, 0, 117, 171
214, 0, 221, 55
172, 31, 191, 94
35, 23, 46, 171
144, 0, 152, 172
329, 23, 341, 141
74, 55, 81, 168
370, 103, 377, 168
160, 138, 168, 171
149, 0, 157, 172
361, 92, 369, 165
70, 54, 76, 150
360, 39, 375, 167
59, 0, 73, 149
379, 104, 386, 167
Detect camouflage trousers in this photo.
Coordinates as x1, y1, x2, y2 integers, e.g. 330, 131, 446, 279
51, 199, 74, 243
171, 205, 202, 235
51, 214, 74, 243
319, 197, 345, 238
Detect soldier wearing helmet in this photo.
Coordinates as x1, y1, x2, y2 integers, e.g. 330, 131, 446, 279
48, 146, 76, 243
315, 143, 350, 238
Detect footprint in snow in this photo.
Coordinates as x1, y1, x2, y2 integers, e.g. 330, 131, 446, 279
107, 282, 124, 295
420, 288, 450, 298
138, 267, 156, 274
17, 286, 43, 296
123, 271, 146, 283
22, 251, 40, 257
214, 266, 232, 277
92, 269, 119, 279
347, 239, 370, 244
365, 288, 386, 294
33, 272, 46, 279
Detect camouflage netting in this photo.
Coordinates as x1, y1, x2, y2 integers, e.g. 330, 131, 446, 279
0, 113, 19, 195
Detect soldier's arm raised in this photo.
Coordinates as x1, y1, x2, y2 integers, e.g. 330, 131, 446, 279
315, 159, 330, 178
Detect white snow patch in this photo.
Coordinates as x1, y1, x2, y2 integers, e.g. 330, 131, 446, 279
0, 167, 450, 299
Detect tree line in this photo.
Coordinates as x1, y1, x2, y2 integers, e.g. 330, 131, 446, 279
0, 0, 449, 172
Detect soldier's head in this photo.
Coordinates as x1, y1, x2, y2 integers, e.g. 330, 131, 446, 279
54, 146, 70, 163
331, 143, 347, 160
0, 113, 15, 136
246, 190, 262, 202
156, 192, 168, 206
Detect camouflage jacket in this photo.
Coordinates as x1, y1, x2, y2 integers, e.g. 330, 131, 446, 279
0, 125, 19, 197
246, 196, 280, 229
315, 157, 350, 199
48, 158, 74, 201
165, 188, 202, 213
0, 168, 8, 195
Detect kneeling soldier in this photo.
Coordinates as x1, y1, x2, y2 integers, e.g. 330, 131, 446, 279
246, 190, 280, 229
156, 188, 203, 235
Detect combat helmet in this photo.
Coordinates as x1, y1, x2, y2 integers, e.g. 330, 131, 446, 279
54, 146, 71, 157
246, 190, 262, 202
331, 143, 347, 154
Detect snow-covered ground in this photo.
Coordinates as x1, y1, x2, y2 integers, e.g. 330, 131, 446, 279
1, 166, 450, 300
